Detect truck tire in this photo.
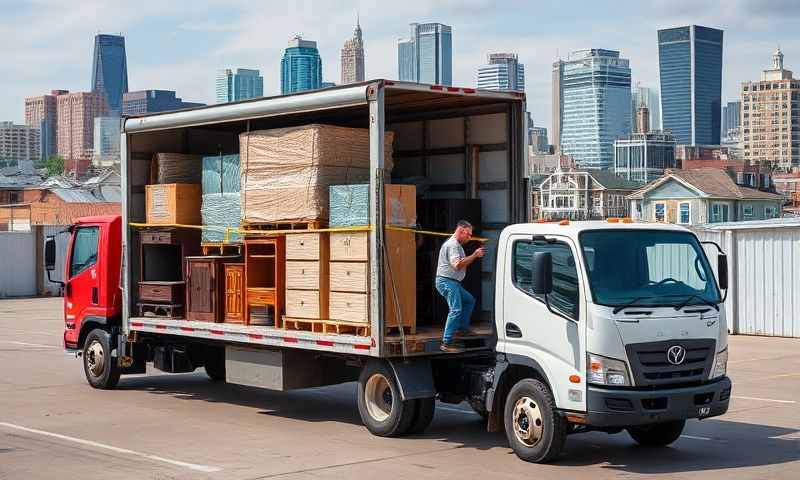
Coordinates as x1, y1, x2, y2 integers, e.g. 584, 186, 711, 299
357, 361, 416, 437
204, 348, 226, 382
503, 379, 566, 463
627, 420, 685, 447
407, 397, 436, 434
83, 328, 120, 390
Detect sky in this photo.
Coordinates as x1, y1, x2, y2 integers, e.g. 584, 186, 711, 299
2, 0, 800, 137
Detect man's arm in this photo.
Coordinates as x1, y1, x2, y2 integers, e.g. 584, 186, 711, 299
450, 247, 485, 271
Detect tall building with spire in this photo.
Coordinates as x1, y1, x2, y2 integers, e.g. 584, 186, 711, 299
91, 34, 128, 114
341, 17, 365, 84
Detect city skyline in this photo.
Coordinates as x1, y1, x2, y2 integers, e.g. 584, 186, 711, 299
2, 1, 799, 129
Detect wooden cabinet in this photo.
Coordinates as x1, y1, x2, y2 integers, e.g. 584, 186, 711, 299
330, 232, 368, 262
245, 238, 285, 326
224, 263, 245, 324
138, 281, 184, 303
285, 290, 323, 319
328, 262, 368, 293
329, 292, 369, 323
185, 256, 238, 322
284, 233, 329, 321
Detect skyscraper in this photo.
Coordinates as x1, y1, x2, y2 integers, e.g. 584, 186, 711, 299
0, 122, 40, 165
721, 100, 741, 142
631, 85, 661, 132
216, 69, 264, 103
657, 25, 723, 145
557, 49, 632, 170
123, 90, 205, 115
92, 116, 120, 167
341, 18, 365, 84
477, 53, 525, 91
91, 34, 128, 114
281, 36, 322, 94
56, 91, 108, 164
552, 59, 564, 149
397, 23, 452, 85
24, 90, 67, 161
741, 49, 800, 168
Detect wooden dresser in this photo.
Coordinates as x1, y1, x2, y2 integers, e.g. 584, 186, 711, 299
284, 233, 329, 322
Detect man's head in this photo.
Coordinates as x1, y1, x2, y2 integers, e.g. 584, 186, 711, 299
454, 220, 473, 244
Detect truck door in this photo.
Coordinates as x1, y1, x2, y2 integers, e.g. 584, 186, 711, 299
64, 226, 101, 344
500, 234, 587, 411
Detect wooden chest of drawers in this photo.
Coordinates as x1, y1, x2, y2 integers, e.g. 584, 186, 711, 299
329, 292, 369, 324
284, 233, 329, 320
328, 262, 368, 293
285, 290, 324, 319
330, 232, 368, 262
138, 281, 184, 304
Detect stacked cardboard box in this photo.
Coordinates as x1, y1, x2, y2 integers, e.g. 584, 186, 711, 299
239, 124, 394, 224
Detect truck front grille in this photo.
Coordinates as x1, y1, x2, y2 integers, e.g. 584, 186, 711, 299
625, 339, 715, 387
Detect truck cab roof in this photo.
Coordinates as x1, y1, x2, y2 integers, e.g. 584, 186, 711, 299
502, 220, 693, 241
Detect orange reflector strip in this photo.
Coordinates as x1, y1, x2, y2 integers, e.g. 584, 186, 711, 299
569, 375, 581, 384
559, 219, 569, 225
566, 415, 587, 424
607, 218, 620, 223
622, 217, 633, 223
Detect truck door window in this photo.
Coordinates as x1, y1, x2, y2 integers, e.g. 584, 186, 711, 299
70, 226, 99, 278
513, 240, 579, 320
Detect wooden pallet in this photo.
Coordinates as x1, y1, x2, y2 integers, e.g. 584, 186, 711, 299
201, 242, 242, 256
242, 220, 326, 232
282, 317, 370, 337
137, 303, 184, 319
385, 325, 417, 335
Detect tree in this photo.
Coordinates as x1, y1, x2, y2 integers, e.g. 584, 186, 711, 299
38, 155, 64, 177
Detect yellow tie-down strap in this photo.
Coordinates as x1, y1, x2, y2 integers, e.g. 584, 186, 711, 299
129, 222, 489, 243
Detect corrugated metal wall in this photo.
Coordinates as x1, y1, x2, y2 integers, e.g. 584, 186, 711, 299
694, 223, 800, 338
0, 231, 36, 297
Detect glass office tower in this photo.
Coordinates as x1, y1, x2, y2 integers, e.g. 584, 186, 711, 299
216, 69, 264, 103
91, 34, 128, 113
658, 25, 723, 145
559, 49, 632, 170
397, 23, 452, 85
281, 37, 322, 94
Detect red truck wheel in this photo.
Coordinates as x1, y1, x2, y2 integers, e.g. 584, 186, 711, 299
83, 329, 121, 389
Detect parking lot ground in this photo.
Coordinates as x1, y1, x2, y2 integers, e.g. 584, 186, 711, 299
1, 296, 799, 479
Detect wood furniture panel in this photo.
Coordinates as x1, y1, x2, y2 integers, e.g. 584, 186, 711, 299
285, 290, 323, 319
286, 261, 322, 290
244, 237, 285, 326
328, 262, 368, 293
384, 230, 416, 332
138, 281, 184, 304
285, 233, 326, 260
329, 292, 369, 324
329, 232, 368, 262
224, 263, 245, 323
185, 256, 238, 322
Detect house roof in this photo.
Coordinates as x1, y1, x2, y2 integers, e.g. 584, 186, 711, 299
588, 169, 643, 190
628, 168, 784, 201
50, 188, 105, 203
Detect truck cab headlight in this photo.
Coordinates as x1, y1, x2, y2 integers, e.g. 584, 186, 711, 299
587, 353, 631, 386
711, 347, 728, 379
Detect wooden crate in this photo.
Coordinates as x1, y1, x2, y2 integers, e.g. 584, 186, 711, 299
146, 183, 202, 225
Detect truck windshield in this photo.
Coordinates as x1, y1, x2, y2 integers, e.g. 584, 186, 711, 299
579, 230, 720, 308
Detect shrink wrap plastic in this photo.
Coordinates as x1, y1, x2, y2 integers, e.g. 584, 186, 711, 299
202, 154, 240, 194
151, 153, 202, 184
200, 193, 241, 243
329, 184, 416, 227
240, 124, 394, 224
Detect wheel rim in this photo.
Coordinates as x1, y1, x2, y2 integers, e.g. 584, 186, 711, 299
364, 373, 393, 422
512, 396, 544, 447
86, 340, 105, 378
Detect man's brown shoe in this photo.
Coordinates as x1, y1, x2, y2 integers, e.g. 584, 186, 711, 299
440, 341, 465, 353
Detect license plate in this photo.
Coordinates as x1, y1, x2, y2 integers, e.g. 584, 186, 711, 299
698, 406, 711, 417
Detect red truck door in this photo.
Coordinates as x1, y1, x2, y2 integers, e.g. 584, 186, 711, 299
64, 225, 102, 346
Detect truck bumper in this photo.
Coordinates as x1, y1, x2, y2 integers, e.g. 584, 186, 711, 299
586, 376, 731, 428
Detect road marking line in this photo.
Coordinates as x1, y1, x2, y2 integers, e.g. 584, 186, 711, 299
0, 340, 58, 349
680, 435, 713, 441
732, 395, 796, 404
0, 422, 221, 473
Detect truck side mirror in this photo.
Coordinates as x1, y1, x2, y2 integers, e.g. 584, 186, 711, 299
717, 254, 728, 290
531, 252, 553, 295
45, 236, 57, 271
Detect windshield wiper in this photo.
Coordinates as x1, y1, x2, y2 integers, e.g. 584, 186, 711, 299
673, 294, 719, 311
612, 296, 656, 314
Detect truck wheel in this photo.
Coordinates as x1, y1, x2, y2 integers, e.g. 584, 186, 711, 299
83, 328, 120, 390
407, 397, 436, 434
204, 348, 226, 382
504, 379, 566, 463
627, 420, 685, 447
357, 362, 416, 437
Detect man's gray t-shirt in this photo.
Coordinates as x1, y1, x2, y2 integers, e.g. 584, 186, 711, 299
436, 235, 466, 282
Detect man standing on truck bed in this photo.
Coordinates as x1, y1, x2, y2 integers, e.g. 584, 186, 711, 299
436, 220, 485, 353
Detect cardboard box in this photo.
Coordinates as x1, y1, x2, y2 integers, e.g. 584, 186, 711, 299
146, 183, 202, 225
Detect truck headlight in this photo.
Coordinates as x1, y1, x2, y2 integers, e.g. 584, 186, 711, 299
587, 353, 631, 386
711, 347, 728, 379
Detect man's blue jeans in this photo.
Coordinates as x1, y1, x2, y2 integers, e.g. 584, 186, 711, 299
435, 276, 475, 343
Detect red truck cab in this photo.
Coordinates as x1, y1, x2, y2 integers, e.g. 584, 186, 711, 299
46, 215, 122, 350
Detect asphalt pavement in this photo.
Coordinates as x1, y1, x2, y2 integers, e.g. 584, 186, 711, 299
1, 297, 799, 479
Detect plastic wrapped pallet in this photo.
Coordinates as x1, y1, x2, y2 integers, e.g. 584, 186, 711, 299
151, 153, 202, 184
202, 154, 240, 194
201, 193, 241, 243
240, 124, 394, 224
329, 184, 416, 227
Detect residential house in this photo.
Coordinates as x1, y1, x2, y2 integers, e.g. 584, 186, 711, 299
628, 168, 784, 225
533, 168, 642, 220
